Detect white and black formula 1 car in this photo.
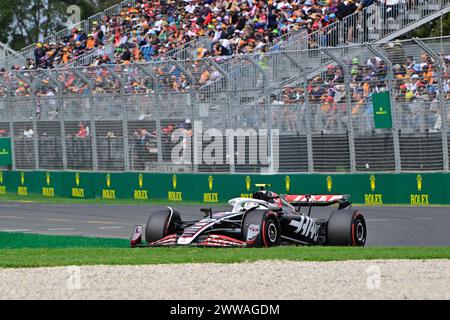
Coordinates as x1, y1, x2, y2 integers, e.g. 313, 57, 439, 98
130, 184, 367, 248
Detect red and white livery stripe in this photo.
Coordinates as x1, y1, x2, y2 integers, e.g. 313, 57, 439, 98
199, 234, 246, 247
149, 234, 177, 246
285, 195, 344, 203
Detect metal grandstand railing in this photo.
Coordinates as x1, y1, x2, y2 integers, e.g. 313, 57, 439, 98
0, 37, 449, 173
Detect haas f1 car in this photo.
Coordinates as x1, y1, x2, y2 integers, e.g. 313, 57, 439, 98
130, 185, 367, 248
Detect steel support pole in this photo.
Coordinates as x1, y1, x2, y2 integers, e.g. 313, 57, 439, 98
414, 38, 449, 171
0, 78, 15, 170
303, 72, 314, 173
45, 70, 67, 170
243, 56, 273, 174
133, 63, 163, 168
108, 66, 129, 171
172, 61, 197, 172
72, 68, 97, 171
365, 44, 401, 172
322, 49, 356, 172
16, 73, 39, 170
207, 58, 234, 173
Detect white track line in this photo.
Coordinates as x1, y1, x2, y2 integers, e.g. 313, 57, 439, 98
98, 226, 124, 230
0, 216, 25, 219
3, 229, 31, 232
412, 218, 434, 221
47, 228, 76, 231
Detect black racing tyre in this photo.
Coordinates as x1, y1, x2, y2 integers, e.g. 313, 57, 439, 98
326, 209, 367, 246
145, 208, 181, 243
242, 210, 280, 247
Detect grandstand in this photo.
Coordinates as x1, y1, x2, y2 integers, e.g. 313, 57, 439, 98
0, 1, 449, 174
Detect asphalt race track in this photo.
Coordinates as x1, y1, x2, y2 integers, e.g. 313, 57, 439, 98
0, 202, 449, 246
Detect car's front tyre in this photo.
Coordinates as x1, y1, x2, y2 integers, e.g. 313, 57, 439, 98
242, 210, 280, 247
145, 208, 181, 243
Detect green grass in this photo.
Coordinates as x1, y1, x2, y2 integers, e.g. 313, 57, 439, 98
1, 247, 450, 268
0, 232, 128, 249
0, 232, 449, 268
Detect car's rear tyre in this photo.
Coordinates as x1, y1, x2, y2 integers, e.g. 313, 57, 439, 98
242, 210, 280, 247
327, 209, 366, 246
145, 208, 181, 243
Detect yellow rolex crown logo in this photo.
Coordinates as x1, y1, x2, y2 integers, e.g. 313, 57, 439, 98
0, 172, 3, 184
172, 175, 177, 190
326, 176, 332, 192
46, 172, 51, 186
417, 175, 422, 192
245, 176, 251, 191
138, 174, 143, 188
21, 172, 25, 185
285, 176, 290, 192
75, 173, 80, 186
370, 175, 376, 192
106, 174, 111, 188
208, 175, 213, 191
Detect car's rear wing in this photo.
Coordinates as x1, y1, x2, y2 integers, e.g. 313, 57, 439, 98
284, 194, 351, 209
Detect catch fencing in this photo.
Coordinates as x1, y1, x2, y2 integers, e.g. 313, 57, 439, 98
0, 37, 449, 174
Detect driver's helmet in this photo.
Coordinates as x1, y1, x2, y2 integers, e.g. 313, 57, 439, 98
253, 191, 282, 207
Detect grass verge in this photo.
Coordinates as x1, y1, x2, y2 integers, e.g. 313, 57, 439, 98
0, 232, 449, 268
1, 247, 450, 268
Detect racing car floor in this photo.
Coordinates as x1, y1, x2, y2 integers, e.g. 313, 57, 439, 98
0, 202, 449, 246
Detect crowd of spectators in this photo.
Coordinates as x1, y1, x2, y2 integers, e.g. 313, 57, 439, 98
269, 42, 450, 133
3, 0, 379, 71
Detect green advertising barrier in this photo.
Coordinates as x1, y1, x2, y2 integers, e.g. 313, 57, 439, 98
0, 138, 12, 166
0, 171, 450, 206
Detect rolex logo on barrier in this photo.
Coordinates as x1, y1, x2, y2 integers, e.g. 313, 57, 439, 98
365, 175, 383, 205
411, 175, 429, 206
102, 174, 116, 200
370, 175, 376, 192
204, 175, 218, 203
168, 174, 182, 202
285, 176, 290, 192
326, 176, 332, 192
42, 172, 54, 197
72, 172, 85, 198
241, 176, 252, 198
0, 172, 5, 195
138, 174, 143, 189
18, 172, 27, 196
208, 175, 213, 191
134, 174, 148, 200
